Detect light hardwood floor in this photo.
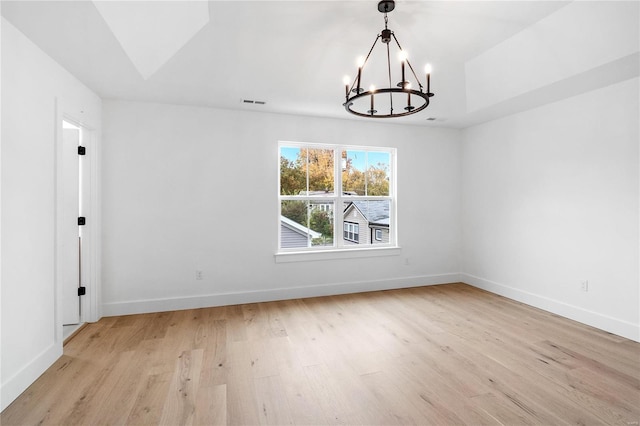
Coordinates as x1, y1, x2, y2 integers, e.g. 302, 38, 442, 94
2, 283, 639, 425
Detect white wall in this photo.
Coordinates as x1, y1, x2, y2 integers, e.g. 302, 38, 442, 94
101, 100, 461, 315
461, 77, 639, 341
1, 18, 101, 410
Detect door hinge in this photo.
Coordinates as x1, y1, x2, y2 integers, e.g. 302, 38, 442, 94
78, 146, 86, 155
78, 217, 86, 226
78, 286, 86, 296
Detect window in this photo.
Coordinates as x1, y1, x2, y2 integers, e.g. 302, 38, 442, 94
279, 142, 395, 252
344, 222, 359, 243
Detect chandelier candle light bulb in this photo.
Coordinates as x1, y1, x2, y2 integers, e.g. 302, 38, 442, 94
356, 56, 365, 93
425, 64, 432, 94
343, 75, 351, 98
405, 81, 414, 111
369, 84, 376, 114
398, 51, 407, 88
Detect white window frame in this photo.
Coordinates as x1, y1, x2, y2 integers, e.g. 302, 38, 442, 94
276, 141, 398, 262
375, 228, 383, 241
344, 222, 359, 243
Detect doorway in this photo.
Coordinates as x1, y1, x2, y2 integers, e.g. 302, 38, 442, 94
55, 99, 100, 345
60, 120, 85, 328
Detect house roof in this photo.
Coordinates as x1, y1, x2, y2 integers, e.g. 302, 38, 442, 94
345, 201, 390, 227
280, 216, 321, 238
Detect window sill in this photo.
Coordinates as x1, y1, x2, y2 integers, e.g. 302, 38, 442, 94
274, 246, 401, 263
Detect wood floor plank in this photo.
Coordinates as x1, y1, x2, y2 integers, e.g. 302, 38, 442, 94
325, 357, 404, 425
141, 311, 174, 341
253, 374, 295, 425
85, 342, 157, 425
389, 351, 498, 425
225, 304, 248, 343
199, 319, 228, 387
247, 337, 280, 379
2, 283, 639, 425
126, 372, 173, 426
60, 350, 137, 425
439, 335, 606, 425
225, 340, 261, 425
302, 363, 364, 425
359, 370, 438, 425
278, 366, 329, 425
158, 348, 204, 426
193, 383, 227, 426
0, 355, 90, 425
471, 392, 545, 425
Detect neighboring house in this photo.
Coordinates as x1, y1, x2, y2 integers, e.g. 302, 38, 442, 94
343, 200, 390, 245
301, 190, 359, 214
281, 198, 389, 248
280, 215, 321, 248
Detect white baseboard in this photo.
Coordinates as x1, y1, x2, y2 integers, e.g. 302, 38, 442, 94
461, 273, 640, 343
101, 273, 461, 317
1, 343, 62, 412
103, 272, 639, 342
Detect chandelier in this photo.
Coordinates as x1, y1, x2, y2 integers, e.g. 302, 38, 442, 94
343, 0, 434, 118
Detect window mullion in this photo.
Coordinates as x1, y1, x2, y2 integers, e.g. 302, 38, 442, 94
305, 150, 311, 235
335, 148, 344, 249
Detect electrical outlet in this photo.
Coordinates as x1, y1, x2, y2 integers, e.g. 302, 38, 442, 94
196, 270, 204, 280
404, 257, 410, 266
580, 280, 588, 292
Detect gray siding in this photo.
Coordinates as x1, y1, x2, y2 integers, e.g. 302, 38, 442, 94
344, 207, 370, 245
371, 227, 390, 244
343, 205, 390, 245
281, 223, 310, 248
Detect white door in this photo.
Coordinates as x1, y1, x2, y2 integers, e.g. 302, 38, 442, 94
61, 127, 81, 325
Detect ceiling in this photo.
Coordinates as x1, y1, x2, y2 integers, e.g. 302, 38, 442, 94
1, 1, 571, 128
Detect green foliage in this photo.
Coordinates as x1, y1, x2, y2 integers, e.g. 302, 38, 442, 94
281, 149, 389, 196
280, 156, 305, 195
312, 235, 334, 246
281, 201, 334, 245
366, 163, 390, 196
303, 148, 334, 193
343, 161, 389, 196
310, 209, 332, 235
281, 200, 307, 225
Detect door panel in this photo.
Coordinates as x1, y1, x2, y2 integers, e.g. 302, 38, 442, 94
61, 128, 80, 325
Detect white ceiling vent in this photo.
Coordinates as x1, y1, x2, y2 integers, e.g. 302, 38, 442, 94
242, 99, 267, 105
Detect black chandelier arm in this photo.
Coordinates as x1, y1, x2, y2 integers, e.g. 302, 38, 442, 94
391, 33, 424, 92
348, 34, 382, 96
363, 34, 380, 71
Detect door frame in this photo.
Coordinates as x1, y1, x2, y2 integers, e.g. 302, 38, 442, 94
54, 98, 101, 344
